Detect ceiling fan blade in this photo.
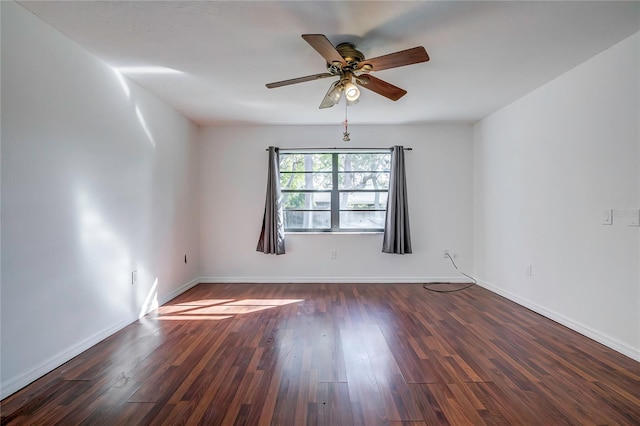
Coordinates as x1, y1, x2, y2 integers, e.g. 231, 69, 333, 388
356, 75, 407, 101
302, 34, 346, 66
319, 80, 343, 109
266, 73, 334, 89
357, 46, 429, 72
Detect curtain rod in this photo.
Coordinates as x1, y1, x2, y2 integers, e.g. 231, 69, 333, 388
266, 147, 412, 151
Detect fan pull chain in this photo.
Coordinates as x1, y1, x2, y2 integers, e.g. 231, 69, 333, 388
343, 101, 350, 141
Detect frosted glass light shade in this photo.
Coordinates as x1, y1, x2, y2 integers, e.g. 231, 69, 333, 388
344, 81, 360, 101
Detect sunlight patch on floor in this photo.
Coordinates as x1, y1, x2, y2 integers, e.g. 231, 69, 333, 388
151, 298, 304, 321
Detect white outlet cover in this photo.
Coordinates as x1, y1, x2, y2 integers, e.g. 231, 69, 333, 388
629, 209, 640, 226
602, 209, 613, 225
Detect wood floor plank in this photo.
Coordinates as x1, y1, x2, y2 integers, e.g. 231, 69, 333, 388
315, 382, 353, 426
257, 354, 286, 426
343, 356, 388, 425
313, 322, 348, 383
377, 321, 446, 384
409, 383, 451, 425
359, 323, 423, 421
2, 283, 638, 425
388, 422, 427, 426
423, 383, 480, 425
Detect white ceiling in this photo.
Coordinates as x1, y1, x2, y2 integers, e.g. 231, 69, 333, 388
17, 1, 640, 126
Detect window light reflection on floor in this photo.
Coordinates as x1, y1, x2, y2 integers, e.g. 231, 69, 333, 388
151, 298, 304, 321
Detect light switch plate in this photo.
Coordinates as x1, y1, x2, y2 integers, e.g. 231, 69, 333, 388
602, 209, 613, 225
629, 209, 640, 227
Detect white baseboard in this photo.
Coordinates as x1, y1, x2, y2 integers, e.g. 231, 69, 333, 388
157, 277, 200, 307
197, 276, 471, 284
476, 279, 640, 362
0, 277, 200, 400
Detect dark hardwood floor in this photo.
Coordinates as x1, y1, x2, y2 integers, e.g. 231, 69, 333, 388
2, 283, 639, 425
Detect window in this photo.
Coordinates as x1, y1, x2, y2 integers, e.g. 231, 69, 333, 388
280, 151, 391, 232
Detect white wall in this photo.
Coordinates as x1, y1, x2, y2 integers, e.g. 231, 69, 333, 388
199, 124, 474, 282
474, 33, 640, 360
1, 1, 201, 397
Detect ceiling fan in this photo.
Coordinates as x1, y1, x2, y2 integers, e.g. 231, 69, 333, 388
266, 34, 430, 109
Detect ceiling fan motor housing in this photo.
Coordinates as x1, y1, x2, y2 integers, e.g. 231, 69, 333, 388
327, 43, 365, 74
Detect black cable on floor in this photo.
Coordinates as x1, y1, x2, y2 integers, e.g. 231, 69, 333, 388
423, 252, 477, 293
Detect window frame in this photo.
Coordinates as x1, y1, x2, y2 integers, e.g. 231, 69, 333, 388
279, 150, 390, 233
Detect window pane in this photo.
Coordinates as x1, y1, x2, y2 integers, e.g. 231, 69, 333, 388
279, 151, 390, 231
339, 211, 386, 229
281, 172, 332, 190
280, 153, 332, 172
339, 153, 390, 172
339, 172, 389, 190
339, 192, 388, 210
284, 211, 331, 229
282, 192, 330, 210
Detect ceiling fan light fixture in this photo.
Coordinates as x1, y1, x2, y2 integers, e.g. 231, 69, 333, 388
320, 80, 344, 109
330, 84, 343, 102
344, 81, 360, 102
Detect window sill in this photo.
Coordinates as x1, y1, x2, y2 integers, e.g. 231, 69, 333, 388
285, 231, 383, 235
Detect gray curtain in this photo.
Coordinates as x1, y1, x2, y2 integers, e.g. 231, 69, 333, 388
257, 146, 285, 254
382, 146, 412, 254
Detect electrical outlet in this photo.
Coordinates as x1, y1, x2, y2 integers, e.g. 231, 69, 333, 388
443, 249, 449, 258
131, 270, 138, 285
330, 249, 337, 259
525, 265, 532, 277
602, 209, 613, 225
